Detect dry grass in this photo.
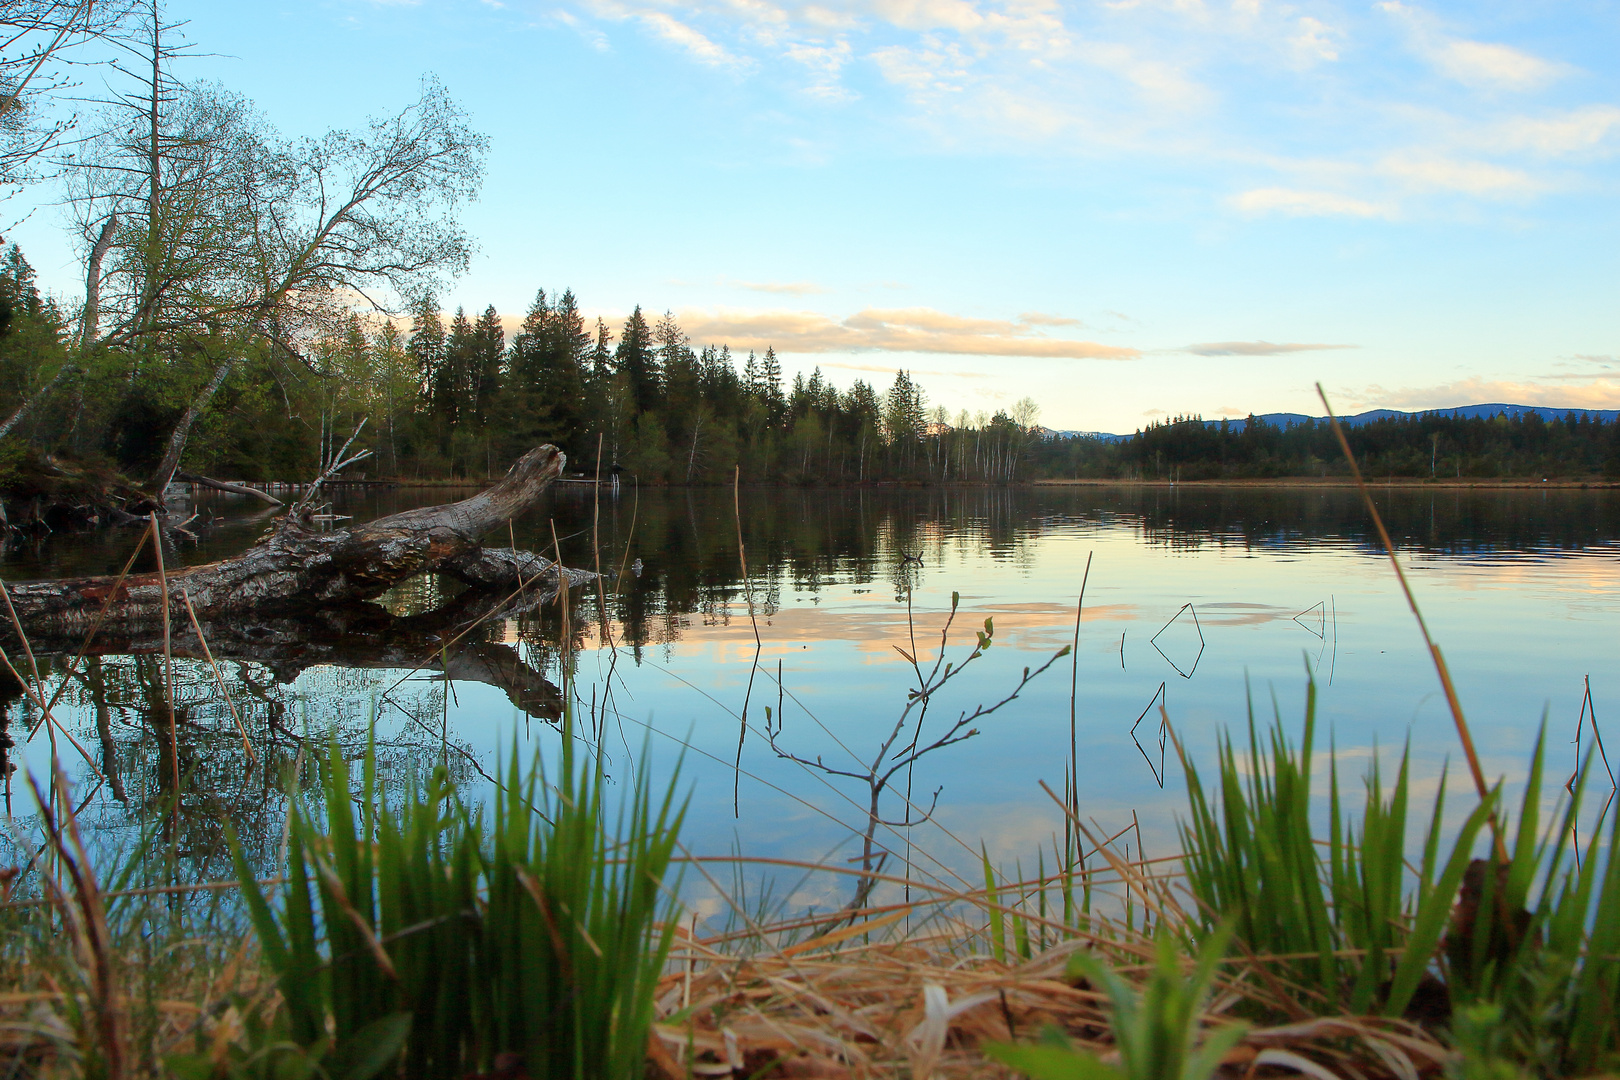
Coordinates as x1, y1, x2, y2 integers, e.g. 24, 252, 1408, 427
644, 871, 1455, 1080
1, 834, 1467, 1080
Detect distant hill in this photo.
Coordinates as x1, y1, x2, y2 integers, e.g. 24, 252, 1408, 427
1047, 404, 1620, 442
1254, 403, 1620, 428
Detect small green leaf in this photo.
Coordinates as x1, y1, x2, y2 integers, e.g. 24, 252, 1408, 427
983, 1041, 1126, 1080
328, 1013, 411, 1080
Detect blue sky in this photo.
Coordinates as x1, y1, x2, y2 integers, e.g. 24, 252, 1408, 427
10, 0, 1620, 432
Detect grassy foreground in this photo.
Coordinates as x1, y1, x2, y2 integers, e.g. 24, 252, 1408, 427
2, 677, 1618, 1080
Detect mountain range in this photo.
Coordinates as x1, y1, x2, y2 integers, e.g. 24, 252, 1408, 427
1047, 403, 1620, 442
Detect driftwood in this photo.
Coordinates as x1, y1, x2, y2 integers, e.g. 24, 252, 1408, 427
4, 445, 584, 633
175, 470, 284, 506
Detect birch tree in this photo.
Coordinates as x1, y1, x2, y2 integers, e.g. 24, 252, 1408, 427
36, 6, 486, 493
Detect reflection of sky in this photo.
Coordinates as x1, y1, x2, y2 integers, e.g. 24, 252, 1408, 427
7, 486, 1620, 922
537, 496, 1620, 913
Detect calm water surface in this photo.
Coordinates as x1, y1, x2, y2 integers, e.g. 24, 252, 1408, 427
4, 483, 1618, 919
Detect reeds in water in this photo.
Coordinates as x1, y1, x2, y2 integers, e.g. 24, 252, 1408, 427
221, 722, 685, 1080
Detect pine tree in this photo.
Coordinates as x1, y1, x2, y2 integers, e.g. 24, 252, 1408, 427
372, 320, 414, 473
554, 290, 592, 373
435, 306, 474, 433
470, 304, 505, 426
0, 244, 70, 446
616, 305, 660, 413
406, 294, 446, 395
761, 346, 785, 427
504, 287, 587, 455
744, 350, 760, 397
589, 317, 614, 381
884, 369, 925, 469
656, 310, 700, 419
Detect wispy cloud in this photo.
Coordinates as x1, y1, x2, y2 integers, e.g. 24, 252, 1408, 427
1540, 354, 1620, 380
1485, 108, 1620, 156
731, 279, 830, 295
562, 0, 1615, 221
1361, 377, 1620, 411
1019, 311, 1084, 327
1381, 154, 1544, 198
674, 306, 1141, 359
1184, 341, 1356, 356
1378, 1, 1567, 90
637, 10, 750, 69
1231, 188, 1394, 218
817, 360, 994, 379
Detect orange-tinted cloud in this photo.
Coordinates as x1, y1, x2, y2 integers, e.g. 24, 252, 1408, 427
676, 307, 1139, 360
1360, 377, 1620, 411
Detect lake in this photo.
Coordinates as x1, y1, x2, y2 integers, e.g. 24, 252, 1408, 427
4, 482, 1618, 923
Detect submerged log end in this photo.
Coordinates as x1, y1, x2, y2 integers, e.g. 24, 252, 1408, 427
367, 445, 567, 543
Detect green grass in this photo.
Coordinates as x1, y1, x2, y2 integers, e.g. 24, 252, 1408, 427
216, 722, 685, 1080
1166, 676, 1620, 1076
985, 928, 1245, 1080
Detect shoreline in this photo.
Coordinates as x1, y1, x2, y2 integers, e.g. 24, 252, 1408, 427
1028, 476, 1620, 490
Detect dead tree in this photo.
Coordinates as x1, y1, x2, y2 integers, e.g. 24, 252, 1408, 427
4, 445, 583, 633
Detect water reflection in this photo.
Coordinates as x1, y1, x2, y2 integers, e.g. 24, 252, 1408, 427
2, 650, 476, 882
3, 482, 1619, 905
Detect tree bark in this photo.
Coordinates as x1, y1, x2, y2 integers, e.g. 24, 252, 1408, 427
174, 471, 284, 506
7, 444, 581, 632
81, 211, 118, 351
150, 358, 233, 494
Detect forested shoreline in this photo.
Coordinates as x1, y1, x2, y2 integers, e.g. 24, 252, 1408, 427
1031, 409, 1620, 482
0, 237, 1051, 497
0, 1, 1613, 519
4, 234, 1619, 511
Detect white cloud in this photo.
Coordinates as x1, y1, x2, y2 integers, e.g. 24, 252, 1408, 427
1432, 39, 1562, 91
1231, 187, 1393, 218
638, 11, 751, 68
1019, 311, 1084, 327
867, 0, 986, 33
1487, 107, 1620, 156
1291, 16, 1340, 63
731, 279, 830, 295
1381, 153, 1543, 197
561, 0, 1617, 220
1379, 2, 1566, 90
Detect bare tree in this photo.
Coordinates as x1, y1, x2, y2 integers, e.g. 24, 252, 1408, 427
0, 0, 134, 188
27, 2, 486, 495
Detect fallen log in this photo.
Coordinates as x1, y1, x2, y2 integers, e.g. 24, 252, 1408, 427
3, 444, 583, 634
175, 471, 285, 507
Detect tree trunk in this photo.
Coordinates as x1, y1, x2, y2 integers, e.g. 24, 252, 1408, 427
0, 360, 82, 440
8, 444, 581, 632
81, 212, 118, 351
149, 358, 233, 493
174, 471, 283, 506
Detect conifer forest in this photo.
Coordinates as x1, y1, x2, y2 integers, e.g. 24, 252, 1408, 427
0, 0, 1614, 521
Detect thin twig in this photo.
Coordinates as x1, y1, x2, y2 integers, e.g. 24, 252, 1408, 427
178, 586, 256, 765
150, 512, 179, 807
1316, 383, 1504, 859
